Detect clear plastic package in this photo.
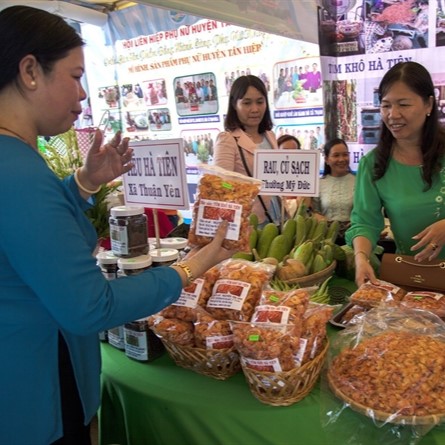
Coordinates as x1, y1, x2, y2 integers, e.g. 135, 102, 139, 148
188, 164, 262, 251
322, 306, 445, 445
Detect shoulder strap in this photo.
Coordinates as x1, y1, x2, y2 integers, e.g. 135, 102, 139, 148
233, 136, 274, 224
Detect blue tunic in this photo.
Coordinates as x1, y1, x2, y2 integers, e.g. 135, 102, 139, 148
0, 136, 182, 444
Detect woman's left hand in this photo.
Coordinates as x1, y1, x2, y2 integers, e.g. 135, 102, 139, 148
411, 220, 445, 261
78, 129, 134, 190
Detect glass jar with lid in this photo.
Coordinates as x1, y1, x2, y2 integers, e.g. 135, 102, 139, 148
96, 250, 118, 281
109, 205, 148, 258
150, 248, 179, 267
117, 254, 152, 277
124, 317, 164, 362
159, 237, 189, 260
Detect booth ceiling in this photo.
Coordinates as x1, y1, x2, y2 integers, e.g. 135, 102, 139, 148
75, 0, 321, 44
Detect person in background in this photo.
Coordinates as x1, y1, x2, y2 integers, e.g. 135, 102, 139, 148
175, 80, 186, 103
213, 75, 281, 227
209, 78, 217, 101
0, 6, 234, 445
277, 134, 301, 150
315, 126, 324, 150
310, 138, 355, 245
346, 61, 445, 286
277, 134, 308, 217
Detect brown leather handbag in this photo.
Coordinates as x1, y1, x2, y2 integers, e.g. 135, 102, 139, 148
380, 253, 445, 292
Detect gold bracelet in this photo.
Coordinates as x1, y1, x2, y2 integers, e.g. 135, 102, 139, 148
173, 262, 195, 286
74, 168, 101, 195
354, 250, 370, 262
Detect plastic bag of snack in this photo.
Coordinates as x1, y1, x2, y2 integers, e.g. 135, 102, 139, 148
349, 279, 406, 309
206, 259, 275, 321
149, 315, 195, 346
230, 321, 301, 372
339, 304, 367, 326
188, 165, 262, 251
251, 288, 310, 330
400, 291, 445, 319
194, 307, 234, 350
299, 303, 333, 365
158, 278, 206, 322
322, 306, 445, 444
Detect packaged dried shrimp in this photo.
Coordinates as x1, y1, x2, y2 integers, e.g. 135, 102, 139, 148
328, 330, 445, 418
194, 308, 234, 350
400, 291, 445, 319
159, 278, 206, 322
188, 165, 262, 251
300, 304, 334, 365
349, 279, 406, 308
149, 316, 195, 346
230, 321, 301, 372
251, 288, 310, 328
206, 259, 274, 321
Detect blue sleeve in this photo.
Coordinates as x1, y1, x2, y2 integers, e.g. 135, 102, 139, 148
0, 154, 182, 336
63, 174, 95, 210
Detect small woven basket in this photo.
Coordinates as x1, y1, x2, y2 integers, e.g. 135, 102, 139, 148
241, 339, 329, 406
161, 339, 241, 380
283, 261, 337, 288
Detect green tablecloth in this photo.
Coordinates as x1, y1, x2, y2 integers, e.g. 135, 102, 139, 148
99, 277, 445, 445
100, 343, 330, 445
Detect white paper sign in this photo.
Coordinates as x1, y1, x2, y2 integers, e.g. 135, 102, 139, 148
123, 139, 189, 209
253, 149, 320, 197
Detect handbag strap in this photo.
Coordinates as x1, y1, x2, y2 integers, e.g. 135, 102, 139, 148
234, 136, 274, 224
394, 256, 445, 268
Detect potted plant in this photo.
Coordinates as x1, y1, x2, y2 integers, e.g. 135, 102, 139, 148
39, 127, 121, 240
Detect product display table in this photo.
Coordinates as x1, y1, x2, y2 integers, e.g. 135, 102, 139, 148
100, 339, 445, 445
99, 271, 443, 445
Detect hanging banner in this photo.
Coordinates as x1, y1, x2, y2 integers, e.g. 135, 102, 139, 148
318, 0, 445, 172
122, 139, 189, 209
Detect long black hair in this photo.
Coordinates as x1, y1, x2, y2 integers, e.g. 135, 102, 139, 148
0, 6, 84, 91
375, 61, 445, 189
224, 75, 273, 133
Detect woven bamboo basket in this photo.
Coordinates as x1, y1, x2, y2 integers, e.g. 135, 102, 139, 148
240, 339, 329, 406
161, 339, 241, 380
327, 370, 445, 425
283, 260, 337, 288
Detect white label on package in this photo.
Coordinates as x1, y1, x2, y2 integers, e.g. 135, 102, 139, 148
374, 279, 401, 294
195, 199, 242, 241
293, 337, 308, 366
206, 334, 234, 350
406, 291, 444, 301
252, 304, 291, 324
110, 225, 129, 255
173, 278, 205, 308
241, 356, 282, 373
207, 279, 251, 311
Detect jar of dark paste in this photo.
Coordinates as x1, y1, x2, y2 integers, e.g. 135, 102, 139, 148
124, 318, 164, 362
96, 251, 118, 281
109, 206, 148, 258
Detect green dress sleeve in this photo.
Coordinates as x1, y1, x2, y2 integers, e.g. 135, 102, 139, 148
345, 151, 384, 248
